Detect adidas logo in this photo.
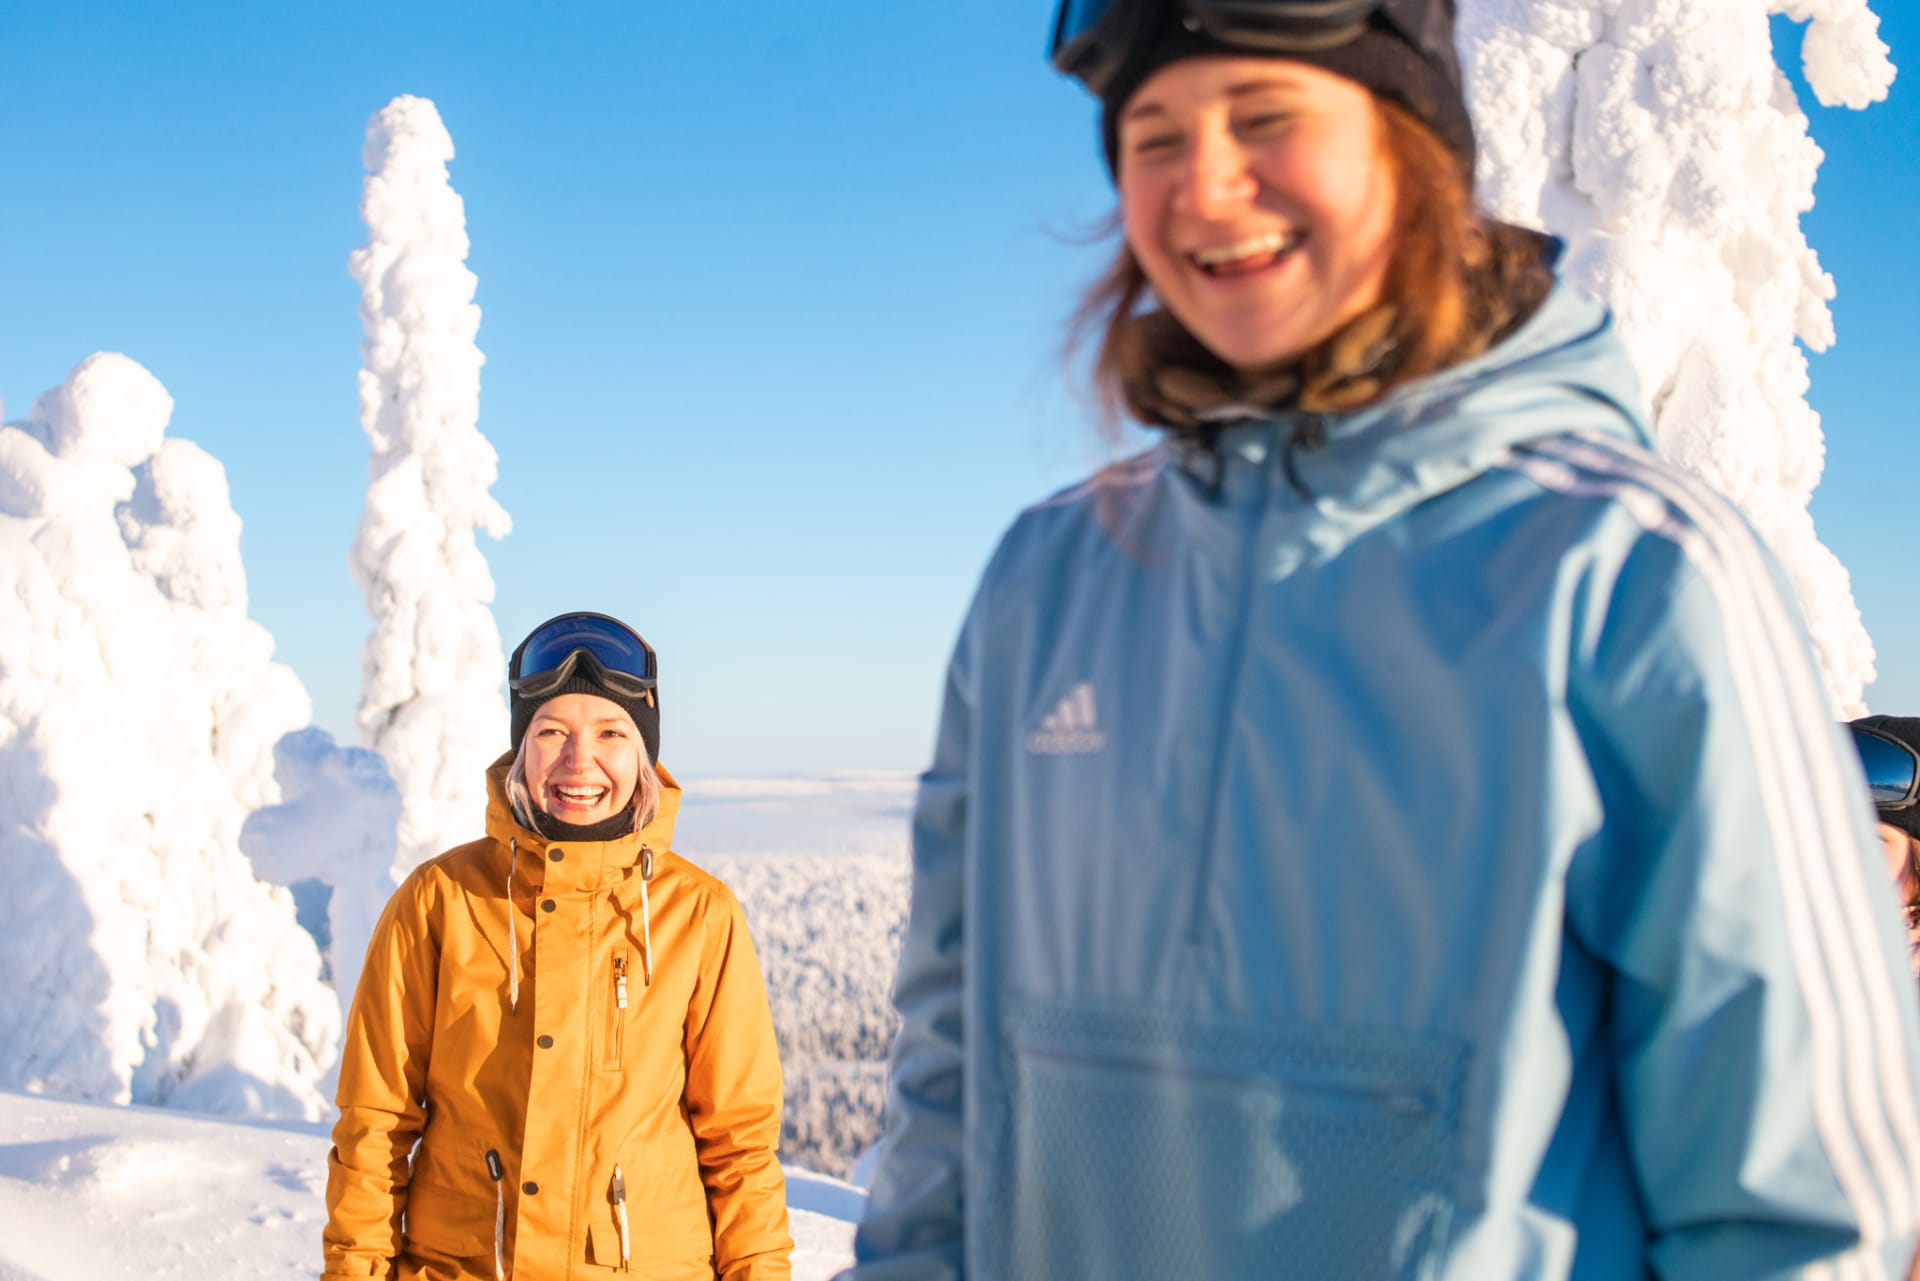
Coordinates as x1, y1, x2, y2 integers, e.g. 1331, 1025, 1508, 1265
1026, 682, 1106, 755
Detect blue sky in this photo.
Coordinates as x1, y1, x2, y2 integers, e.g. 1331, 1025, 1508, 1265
2, 3, 1917, 776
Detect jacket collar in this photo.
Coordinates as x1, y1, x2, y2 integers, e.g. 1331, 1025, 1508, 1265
482, 753, 683, 895
1176, 279, 1652, 534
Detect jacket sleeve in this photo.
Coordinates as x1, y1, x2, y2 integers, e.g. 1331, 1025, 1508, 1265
841, 599, 978, 1281
1566, 507, 1920, 1280
322, 873, 441, 1281
682, 887, 794, 1281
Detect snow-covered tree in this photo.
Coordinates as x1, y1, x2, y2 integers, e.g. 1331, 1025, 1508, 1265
0, 353, 339, 1118
1461, 0, 1894, 712
349, 95, 512, 880
241, 727, 402, 1040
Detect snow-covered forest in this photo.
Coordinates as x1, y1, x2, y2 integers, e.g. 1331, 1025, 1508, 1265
0, 2, 1902, 1277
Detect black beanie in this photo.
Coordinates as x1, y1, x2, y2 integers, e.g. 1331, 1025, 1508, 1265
1856, 715, 1920, 840
1097, 0, 1475, 177
509, 635, 661, 766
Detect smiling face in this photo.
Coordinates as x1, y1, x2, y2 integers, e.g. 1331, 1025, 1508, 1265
523, 692, 644, 826
1116, 57, 1399, 375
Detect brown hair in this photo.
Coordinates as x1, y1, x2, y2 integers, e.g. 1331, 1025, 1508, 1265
1069, 98, 1553, 434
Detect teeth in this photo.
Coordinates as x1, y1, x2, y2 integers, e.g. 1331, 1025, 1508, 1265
556, 786, 605, 800
1192, 231, 1296, 267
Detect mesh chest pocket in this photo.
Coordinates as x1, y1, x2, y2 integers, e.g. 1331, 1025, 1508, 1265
987, 1000, 1469, 1281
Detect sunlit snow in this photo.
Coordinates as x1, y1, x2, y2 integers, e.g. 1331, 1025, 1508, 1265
0, 1087, 859, 1280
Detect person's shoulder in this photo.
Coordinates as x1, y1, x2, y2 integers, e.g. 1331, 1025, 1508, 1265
1500, 430, 1759, 562
1016, 447, 1167, 521
390, 835, 499, 906
657, 848, 744, 912
1500, 431, 1797, 668
982, 445, 1170, 583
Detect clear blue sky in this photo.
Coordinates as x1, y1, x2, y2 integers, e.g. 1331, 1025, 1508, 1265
2, 3, 1917, 776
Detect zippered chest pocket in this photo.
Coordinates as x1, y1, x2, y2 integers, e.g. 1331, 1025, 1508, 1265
987, 999, 1468, 1281
602, 950, 629, 1071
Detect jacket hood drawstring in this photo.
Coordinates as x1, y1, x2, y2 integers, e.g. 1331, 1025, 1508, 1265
639, 846, 655, 987
507, 837, 522, 1013
485, 1148, 507, 1280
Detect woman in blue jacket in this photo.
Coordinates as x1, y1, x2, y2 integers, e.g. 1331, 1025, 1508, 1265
846, 2, 1920, 1279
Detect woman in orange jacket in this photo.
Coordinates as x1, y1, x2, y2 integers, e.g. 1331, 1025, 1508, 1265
323, 612, 792, 1280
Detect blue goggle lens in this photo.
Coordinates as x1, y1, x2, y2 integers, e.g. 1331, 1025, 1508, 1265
1851, 725, 1920, 809
512, 614, 656, 694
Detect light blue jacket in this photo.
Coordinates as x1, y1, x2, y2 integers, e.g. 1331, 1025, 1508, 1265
846, 281, 1920, 1281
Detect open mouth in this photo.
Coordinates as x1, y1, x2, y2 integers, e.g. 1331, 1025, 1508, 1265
1189, 230, 1302, 277
548, 784, 611, 811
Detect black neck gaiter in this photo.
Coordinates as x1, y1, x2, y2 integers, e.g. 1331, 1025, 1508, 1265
532, 802, 637, 845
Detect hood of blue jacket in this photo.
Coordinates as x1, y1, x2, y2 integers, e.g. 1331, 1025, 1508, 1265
1187, 276, 1646, 513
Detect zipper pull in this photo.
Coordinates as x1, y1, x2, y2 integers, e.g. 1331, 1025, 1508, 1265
614, 955, 629, 1010
611, 1164, 631, 1271
1298, 412, 1327, 450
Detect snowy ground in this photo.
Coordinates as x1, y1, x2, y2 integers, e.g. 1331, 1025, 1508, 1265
0, 1088, 859, 1280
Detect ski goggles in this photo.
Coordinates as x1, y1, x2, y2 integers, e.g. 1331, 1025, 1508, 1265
1850, 723, 1920, 811
1050, 0, 1382, 97
510, 612, 657, 703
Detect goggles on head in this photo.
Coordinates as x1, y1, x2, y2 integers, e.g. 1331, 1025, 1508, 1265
1849, 723, 1920, 812
1050, 0, 1382, 97
510, 612, 657, 703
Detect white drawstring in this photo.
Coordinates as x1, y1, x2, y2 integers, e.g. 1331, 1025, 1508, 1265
611, 1164, 631, 1271
507, 837, 521, 1012
485, 1149, 507, 1281
638, 847, 654, 986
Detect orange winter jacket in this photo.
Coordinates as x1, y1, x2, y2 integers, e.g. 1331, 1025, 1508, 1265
323, 759, 792, 1280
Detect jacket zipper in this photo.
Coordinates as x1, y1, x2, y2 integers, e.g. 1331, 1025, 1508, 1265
607, 952, 628, 1069
1187, 421, 1279, 944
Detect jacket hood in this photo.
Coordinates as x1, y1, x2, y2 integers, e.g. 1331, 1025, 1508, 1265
1190, 278, 1651, 541
481, 752, 682, 889
479, 752, 686, 1004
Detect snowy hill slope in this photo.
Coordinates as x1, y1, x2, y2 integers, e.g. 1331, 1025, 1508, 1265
0, 1087, 859, 1280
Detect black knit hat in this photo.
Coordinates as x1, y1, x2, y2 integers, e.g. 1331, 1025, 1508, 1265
1095, 0, 1475, 177
1855, 715, 1920, 841
509, 614, 661, 764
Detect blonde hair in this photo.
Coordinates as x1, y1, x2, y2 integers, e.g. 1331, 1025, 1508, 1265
506, 714, 663, 836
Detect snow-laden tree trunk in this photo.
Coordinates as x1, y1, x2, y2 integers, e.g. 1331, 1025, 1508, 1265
1461, 0, 1894, 713
0, 354, 338, 1118
349, 95, 511, 879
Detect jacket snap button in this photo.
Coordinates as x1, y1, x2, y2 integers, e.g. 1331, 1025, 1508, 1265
523, 1181, 539, 1196
548, 849, 564, 862
541, 898, 556, 912
537, 1035, 553, 1048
